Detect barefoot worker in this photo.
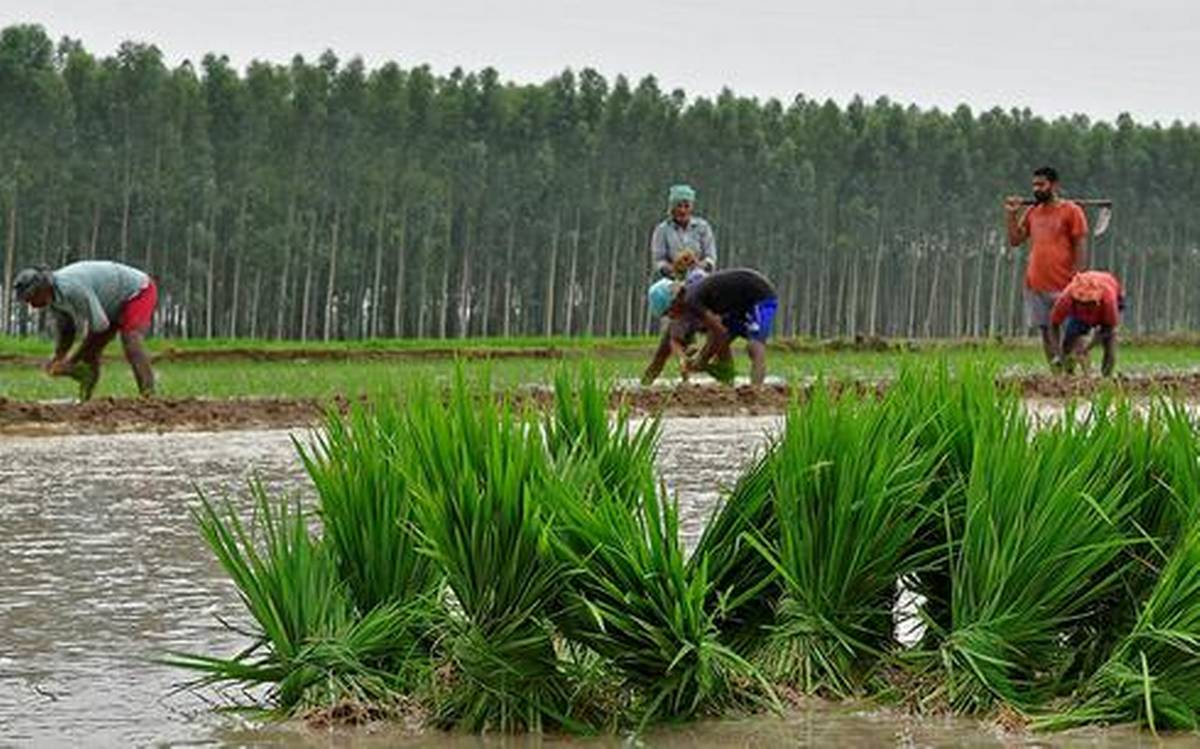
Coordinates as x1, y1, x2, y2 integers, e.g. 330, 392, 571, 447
1050, 270, 1123, 376
641, 267, 777, 386
13, 260, 158, 400
650, 183, 717, 279
1005, 166, 1089, 373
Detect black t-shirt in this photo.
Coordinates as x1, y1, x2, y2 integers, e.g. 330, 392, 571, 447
684, 268, 776, 314
669, 268, 775, 341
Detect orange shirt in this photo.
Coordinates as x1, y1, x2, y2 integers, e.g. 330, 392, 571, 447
1050, 271, 1121, 328
1023, 201, 1088, 292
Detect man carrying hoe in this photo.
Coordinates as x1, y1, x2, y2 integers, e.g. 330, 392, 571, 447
1005, 166, 1089, 373
13, 260, 158, 401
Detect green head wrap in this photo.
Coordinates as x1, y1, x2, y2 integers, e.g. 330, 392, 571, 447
668, 184, 696, 208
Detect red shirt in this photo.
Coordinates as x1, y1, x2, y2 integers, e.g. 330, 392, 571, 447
1023, 201, 1088, 292
1050, 271, 1121, 328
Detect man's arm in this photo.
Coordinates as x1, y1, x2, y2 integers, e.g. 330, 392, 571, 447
1071, 204, 1089, 271
692, 309, 730, 370
49, 310, 76, 367
700, 222, 716, 270
1005, 197, 1028, 247
1071, 234, 1088, 273
641, 330, 674, 385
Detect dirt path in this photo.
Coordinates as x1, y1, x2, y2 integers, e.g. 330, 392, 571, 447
4, 372, 1200, 437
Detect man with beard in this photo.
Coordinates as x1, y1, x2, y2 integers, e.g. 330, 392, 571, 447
641, 268, 777, 387
1005, 166, 1089, 372
650, 183, 717, 279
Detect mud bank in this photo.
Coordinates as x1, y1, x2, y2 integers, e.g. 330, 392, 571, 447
4, 371, 1200, 436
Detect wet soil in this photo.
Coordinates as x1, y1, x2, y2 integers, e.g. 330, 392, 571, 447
5, 371, 1200, 436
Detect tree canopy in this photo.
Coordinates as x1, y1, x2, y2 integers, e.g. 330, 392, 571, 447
2, 23, 1197, 340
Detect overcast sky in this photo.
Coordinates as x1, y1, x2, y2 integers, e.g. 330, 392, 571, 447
8, 0, 1199, 125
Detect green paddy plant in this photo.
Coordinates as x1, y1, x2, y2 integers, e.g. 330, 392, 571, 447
404, 380, 578, 732
543, 365, 660, 499
691, 448, 780, 655
297, 401, 440, 616
548, 456, 774, 726
1039, 520, 1200, 733
745, 387, 947, 696
171, 486, 425, 712
934, 407, 1142, 713
885, 365, 1025, 636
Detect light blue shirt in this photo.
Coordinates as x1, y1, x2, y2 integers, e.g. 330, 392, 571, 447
50, 261, 150, 333
650, 217, 717, 277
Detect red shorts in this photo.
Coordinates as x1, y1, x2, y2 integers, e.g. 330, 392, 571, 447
118, 280, 158, 333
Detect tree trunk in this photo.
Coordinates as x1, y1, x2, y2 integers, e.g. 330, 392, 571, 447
300, 210, 318, 342
585, 220, 603, 336
867, 236, 885, 337
229, 251, 242, 338
543, 209, 561, 336
417, 234, 430, 339
183, 223, 194, 338
1008, 250, 1021, 337
204, 206, 216, 339
249, 269, 262, 339
89, 200, 100, 258
603, 224, 622, 336
371, 197, 387, 338
2, 192, 16, 335
324, 205, 341, 341
502, 219, 515, 338
988, 245, 1003, 337
392, 208, 408, 337
301, 256, 313, 342
906, 243, 920, 338
276, 201, 295, 340
923, 247, 941, 337
564, 207, 581, 336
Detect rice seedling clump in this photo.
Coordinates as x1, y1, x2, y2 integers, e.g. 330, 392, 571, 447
175, 364, 1200, 737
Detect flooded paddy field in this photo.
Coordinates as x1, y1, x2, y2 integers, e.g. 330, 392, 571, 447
0, 414, 1195, 747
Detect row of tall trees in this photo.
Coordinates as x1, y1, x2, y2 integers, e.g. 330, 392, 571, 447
2, 23, 1198, 341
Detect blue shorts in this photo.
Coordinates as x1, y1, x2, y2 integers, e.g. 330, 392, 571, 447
724, 297, 778, 343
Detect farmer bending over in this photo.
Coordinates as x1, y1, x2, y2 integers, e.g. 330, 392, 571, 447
1005, 166, 1089, 373
650, 183, 717, 279
13, 260, 158, 400
1049, 270, 1123, 376
642, 268, 777, 386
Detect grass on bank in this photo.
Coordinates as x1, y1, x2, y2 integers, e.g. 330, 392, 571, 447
4, 340, 1200, 401
173, 363, 1200, 736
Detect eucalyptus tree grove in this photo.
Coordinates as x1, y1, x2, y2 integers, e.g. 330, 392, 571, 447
2, 23, 1198, 340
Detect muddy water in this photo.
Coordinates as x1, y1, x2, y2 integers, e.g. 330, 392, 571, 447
0, 417, 1184, 747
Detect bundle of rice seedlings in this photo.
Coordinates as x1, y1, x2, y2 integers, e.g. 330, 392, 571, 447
886, 365, 1025, 636
297, 401, 440, 616
1039, 520, 1200, 733
546, 463, 775, 726
933, 405, 1143, 713
170, 485, 425, 713
744, 387, 947, 696
543, 365, 660, 500
403, 381, 578, 732
691, 448, 780, 655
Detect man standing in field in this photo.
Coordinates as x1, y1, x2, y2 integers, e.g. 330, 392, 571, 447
641, 268, 777, 386
13, 260, 158, 401
1005, 166, 1089, 372
1049, 270, 1123, 377
650, 183, 717, 279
